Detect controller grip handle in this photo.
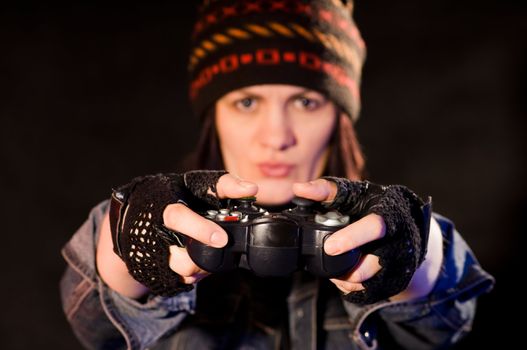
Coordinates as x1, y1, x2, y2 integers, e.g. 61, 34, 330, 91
304, 231, 361, 278
186, 239, 237, 272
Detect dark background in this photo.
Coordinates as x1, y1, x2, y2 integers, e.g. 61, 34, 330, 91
1, 0, 525, 348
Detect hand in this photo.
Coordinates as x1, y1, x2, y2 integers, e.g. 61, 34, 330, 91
98, 171, 257, 299
293, 179, 384, 294
294, 178, 442, 303
163, 174, 258, 284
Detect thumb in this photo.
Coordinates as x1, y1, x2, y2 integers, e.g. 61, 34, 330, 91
292, 179, 337, 203
216, 174, 258, 199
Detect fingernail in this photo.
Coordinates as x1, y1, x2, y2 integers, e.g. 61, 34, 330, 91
239, 181, 256, 189
210, 231, 228, 247
324, 239, 341, 255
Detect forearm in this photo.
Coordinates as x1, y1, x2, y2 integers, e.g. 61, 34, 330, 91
345, 215, 494, 349
60, 266, 129, 349
62, 201, 197, 349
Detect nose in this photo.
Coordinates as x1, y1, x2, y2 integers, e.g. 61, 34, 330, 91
257, 108, 297, 151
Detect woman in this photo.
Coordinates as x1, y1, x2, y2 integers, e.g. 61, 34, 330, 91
60, 1, 494, 349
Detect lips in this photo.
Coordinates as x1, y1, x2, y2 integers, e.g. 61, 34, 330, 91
257, 163, 295, 178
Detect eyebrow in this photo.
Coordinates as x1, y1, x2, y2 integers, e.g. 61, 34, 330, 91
290, 89, 327, 101
235, 88, 261, 97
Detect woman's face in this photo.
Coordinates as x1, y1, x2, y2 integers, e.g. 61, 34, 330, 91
215, 84, 337, 205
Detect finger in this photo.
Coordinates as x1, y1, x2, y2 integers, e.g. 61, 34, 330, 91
292, 179, 337, 203
329, 254, 381, 294
216, 174, 258, 199
329, 278, 365, 294
340, 254, 381, 283
324, 213, 386, 255
163, 203, 228, 248
169, 246, 210, 284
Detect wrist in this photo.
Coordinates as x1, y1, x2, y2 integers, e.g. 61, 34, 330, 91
389, 216, 443, 302
96, 211, 150, 299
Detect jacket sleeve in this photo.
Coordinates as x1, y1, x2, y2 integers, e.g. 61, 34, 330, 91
344, 214, 495, 349
59, 200, 196, 350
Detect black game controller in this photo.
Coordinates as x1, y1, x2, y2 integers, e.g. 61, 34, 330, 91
186, 197, 361, 278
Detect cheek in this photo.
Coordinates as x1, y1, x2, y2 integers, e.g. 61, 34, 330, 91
216, 121, 236, 160
302, 118, 335, 159
215, 117, 253, 172
216, 121, 234, 151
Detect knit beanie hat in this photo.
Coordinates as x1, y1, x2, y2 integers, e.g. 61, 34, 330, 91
188, 0, 366, 122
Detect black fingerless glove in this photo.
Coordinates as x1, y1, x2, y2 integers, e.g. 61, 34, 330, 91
322, 177, 432, 305
108, 170, 227, 296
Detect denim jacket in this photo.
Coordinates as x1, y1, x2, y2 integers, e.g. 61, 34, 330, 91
60, 200, 494, 350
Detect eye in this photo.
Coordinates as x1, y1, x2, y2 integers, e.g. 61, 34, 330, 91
234, 97, 257, 111
294, 96, 321, 111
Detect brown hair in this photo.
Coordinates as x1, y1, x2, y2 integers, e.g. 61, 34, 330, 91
326, 112, 366, 180
181, 107, 366, 181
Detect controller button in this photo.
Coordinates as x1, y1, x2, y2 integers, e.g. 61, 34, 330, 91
292, 196, 316, 208
219, 209, 230, 215
315, 212, 350, 226
223, 215, 240, 222
206, 210, 218, 218
325, 211, 340, 219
